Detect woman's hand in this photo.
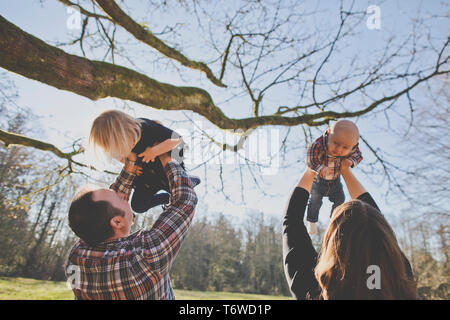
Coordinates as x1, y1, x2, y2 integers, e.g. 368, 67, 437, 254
296, 167, 317, 192
341, 158, 353, 170
319, 167, 331, 178
138, 147, 157, 163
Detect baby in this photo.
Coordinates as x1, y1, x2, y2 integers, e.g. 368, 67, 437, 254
306, 120, 362, 235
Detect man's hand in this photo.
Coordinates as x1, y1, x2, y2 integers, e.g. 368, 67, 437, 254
127, 165, 143, 176
138, 147, 157, 163
117, 190, 130, 201
135, 166, 143, 176
110, 182, 130, 201
124, 153, 143, 175
127, 152, 137, 162
319, 167, 331, 178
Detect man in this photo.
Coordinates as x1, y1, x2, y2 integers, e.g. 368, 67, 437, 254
65, 153, 198, 299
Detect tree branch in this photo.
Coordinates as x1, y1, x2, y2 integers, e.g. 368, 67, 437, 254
0, 129, 117, 175
0, 129, 82, 164
0, 14, 448, 132
56, 0, 114, 22
93, 0, 226, 87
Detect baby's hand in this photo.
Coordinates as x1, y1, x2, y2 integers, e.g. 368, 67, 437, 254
138, 147, 156, 163
319, 167, 331, 178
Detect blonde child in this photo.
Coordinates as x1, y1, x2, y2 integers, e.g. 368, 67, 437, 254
89, 110, 200, 213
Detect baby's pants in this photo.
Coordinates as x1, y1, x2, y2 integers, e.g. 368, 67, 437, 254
306, 176, 345, 223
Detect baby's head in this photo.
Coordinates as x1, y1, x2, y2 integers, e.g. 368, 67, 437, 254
327, 120, 359, 157
89, 110, 141, 161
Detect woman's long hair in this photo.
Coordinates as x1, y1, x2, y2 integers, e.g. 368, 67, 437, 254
314, 200, 417, 299
89, 110, 141, 161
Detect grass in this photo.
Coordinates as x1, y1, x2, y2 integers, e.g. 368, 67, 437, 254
0, 277, 291, 300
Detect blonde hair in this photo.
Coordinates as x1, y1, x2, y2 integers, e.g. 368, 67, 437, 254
314, 200, 417, 300
89, 110, 141, 161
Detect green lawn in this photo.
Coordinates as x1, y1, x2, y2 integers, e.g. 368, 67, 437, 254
0, 277, 291, 300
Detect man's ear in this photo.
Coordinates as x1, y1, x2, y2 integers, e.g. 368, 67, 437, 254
110, 216, 124, 230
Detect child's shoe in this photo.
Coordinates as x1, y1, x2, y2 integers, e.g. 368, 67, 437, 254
307, 221, 318, 235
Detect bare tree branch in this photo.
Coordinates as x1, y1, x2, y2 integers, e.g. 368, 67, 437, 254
56, 0, 113, 22
0, 128, 117, 176
0, 129, 82, 163
93, 0, 226, 87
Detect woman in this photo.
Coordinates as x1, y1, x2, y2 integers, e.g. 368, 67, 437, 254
282, 165, 417, 299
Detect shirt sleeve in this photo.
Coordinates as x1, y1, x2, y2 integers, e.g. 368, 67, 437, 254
133, 119, 182, 154
282, 187, 321, 300
348, 145, 363, 168
109, 158, 138, 198
138, 160, 198, 275
306, 140, 325, 174
147, 120, 181, 144
356, 192, 380, 212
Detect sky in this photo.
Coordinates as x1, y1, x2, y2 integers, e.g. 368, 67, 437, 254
0, 0, 448, 230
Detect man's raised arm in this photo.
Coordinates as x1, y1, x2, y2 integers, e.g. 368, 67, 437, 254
138, 154, 198, 274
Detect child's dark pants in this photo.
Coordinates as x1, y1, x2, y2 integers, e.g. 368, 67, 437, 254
306, 175, 345, 223
130, 157, 171, 213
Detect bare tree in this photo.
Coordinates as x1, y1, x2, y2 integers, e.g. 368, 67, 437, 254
0, 0, 448, 200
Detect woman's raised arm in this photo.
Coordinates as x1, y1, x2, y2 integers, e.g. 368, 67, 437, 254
340, 166, 367, 199
296, 167, 316, 192
282, 167, 320, 299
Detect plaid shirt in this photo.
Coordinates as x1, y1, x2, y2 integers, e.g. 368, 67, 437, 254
66, 161, 198, 300
109, 158, 138, 199
306, 130, 362, 180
